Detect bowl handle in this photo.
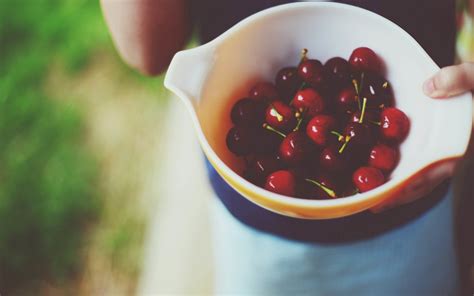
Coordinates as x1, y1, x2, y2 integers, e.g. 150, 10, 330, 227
164, 45, 215, 106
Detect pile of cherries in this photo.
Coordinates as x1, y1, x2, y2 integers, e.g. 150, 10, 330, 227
226, 47, 410, 199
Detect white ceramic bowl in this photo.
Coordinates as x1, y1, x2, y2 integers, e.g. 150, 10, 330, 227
165, 2, 473, 219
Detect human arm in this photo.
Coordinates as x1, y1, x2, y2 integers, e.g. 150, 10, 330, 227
100, 0, 192, 75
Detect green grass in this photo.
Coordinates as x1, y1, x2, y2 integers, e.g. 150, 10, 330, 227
0, 0, 129, 291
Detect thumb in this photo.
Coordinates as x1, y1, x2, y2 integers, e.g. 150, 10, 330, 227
423, 62, 474, 98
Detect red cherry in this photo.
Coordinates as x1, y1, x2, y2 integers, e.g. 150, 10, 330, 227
298, 56, 325, 88
349, 47, 382, 73
246, 154, 284, 185
254, 127, 283, 154
352, 167, 385, 192
320, 146, 348, 173
336, 87, 359, 113
324, 57, 351, 85
369, 144, 399, 173
380, 107, 410, 143
265, 170, 296, 196
299, 174, 338, 199
359, 71, 394, 108
275, 67, 301, 101
343, 122, 375, 150
339, 182, 360, 197
230, 98, 266, 127
340, 122, 375, 165
279, 131, 312, 165
249, 82, 279, 101
349, 110, 380, 125
292, 88, 325, 117
226, 126, 255, 156
306, 115, 337, 146
265, 101, 296, 132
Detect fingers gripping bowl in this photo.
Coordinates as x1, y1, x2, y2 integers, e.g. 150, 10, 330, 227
164, 2, 473, 219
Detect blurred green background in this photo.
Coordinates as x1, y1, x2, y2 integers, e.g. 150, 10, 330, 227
0, 0, 167, 294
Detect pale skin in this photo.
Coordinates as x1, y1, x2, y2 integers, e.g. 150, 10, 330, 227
101, 0, 474, 211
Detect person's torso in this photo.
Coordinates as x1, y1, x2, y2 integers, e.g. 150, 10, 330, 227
193, 0, 455, 66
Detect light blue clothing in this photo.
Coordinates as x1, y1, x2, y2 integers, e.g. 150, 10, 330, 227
212, 186, 459, 295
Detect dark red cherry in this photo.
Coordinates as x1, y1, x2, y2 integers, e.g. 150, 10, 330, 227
299, 174, 338, 199
275, 67, 301, 101
265, 170, 296, 196
352, 166, 385, 193
265, 101, 297, 132
230, 98, 266, 127
349, 47, 382, 74
243, 167, 260, 185
254, 127, 283, 154
369, 144, 399, 173
306, 115, 337, 146
279, 131, 312, 165
339, 182, 360, 197
292, 88, 325, 117
247, 154, 284, 185
298, 58, 325, 88
343, 122, 375, 150
226, 126, 254, 156
320, 146, 348, 173
349, 110, 380, 125
324, 57, 351, 85
380, 107, 410, 143
336, 87, 359, 114
249, 82, 279, 101
360, 71, 394, 108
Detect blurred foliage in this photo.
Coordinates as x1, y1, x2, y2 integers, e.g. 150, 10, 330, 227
0, 0, 114, 291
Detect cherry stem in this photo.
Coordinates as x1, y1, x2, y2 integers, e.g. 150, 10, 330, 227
352, 79, 361, 110
358, 97, 368, 123
369, 120, 381, 126
300, 48, 308, 62
263, 123, 286, 138
330, 130, 344, 142
293, 116, 304, 132
243, 156, 250, 166
305, 179, 337, 198
298, 81, 309, 91
383, 81, 389, 89
338, 136, 351, 154
269, 103, 284, 122
352, 79, 359, 95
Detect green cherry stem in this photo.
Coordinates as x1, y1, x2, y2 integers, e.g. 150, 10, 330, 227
293, 116, 304, 132
243, 156, 250, 166
369, 120, 381, 126
352, 79, 361, 110
300, 48, 309, 62
358, 97, 368, 124
298, 81, 309, 91
330, 130, 344, 142
352, 79, 359, 95
305, 178, 337, 198
338, 136, 351, 154
263, 123, 286, 138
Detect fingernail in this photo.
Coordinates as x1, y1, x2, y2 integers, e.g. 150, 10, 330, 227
423, 78, 436, 96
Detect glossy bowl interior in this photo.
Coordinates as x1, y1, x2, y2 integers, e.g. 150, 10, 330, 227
165, 2, 472, 219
